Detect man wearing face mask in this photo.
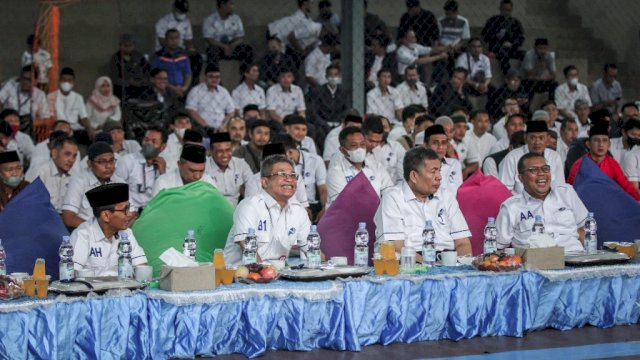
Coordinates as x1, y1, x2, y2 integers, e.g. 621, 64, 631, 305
555, 65, 592, 121
47, 67, 91, 139
0, 111, 35, 167
610, 118, 640, 163
326, 127, 393, 206
162, 112, 192, 170
304, 34, 338, 87
499, 120, 565, 194
308, 64, 349, 147
0, 151, 29, 212
621, 119, 640, 192
153, 144, 216, 196
116, 127, 168, 213
365, 115, 405, 184
396, 66, 429, 109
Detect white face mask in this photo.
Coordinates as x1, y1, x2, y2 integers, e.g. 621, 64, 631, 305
175, 128, 186, 138
59, 82, 73, 92
569, 77, 579, 87
346, 148, 366, 163
327, 77, 342, 87
174, 12, 187, 21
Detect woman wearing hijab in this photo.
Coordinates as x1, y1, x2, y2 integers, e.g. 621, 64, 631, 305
86, 76, 122, 130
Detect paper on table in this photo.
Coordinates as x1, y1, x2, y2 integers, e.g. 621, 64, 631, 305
159, 248, 199, 267
528, 233, 556, 248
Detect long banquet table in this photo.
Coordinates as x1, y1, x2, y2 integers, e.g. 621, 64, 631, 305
1, 264, 640, 359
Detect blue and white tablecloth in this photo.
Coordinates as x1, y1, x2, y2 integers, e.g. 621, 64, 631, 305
1, 264, 640, 359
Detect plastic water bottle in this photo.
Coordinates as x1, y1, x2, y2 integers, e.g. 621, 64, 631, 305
422, 220, 437, 266
117, 231, 133, 279
182, 230, 196, 260
58, 236, 74, 282
0, 239, 6, 276
354, 222, 369, 267
532, 215, 545, 235
243, 228, 257, 265
306, 225, 322, 269
483, 217, 498, 254
584, 212, 598, 254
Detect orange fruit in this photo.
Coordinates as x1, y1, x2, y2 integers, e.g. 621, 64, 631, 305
248, 272, 262, 281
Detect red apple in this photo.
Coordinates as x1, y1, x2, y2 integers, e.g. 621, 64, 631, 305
260, 266, 278, 280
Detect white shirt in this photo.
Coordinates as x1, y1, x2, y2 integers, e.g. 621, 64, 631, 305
161, 133, 182, 172
622, 146, 640, 182
205, 156, 253, 207
300, 136, 317, 154
482, 156, 500, 178
556, 138, 570, 165
295, 150, 326, 204
223, 192, 311, 266
372, 142, 406, 183
185, 84, 235, 129
396, 81, 429, 109
244, 172, 310, 207
388, 126, 409, 143
490, 136, 509, 154
326, 153, 394, 205
368, 55, 384, 85
440, 157, 463, 197
455, 53, 492, 81
0, 80, 50, 119
86, 101, 122, 130
232, 82, 266, 114
266, 84, 306, 119
115, 152, 166, 211
374, 181, 471, 251
25, 158, 73, 212
609, 137, 626, 164
152, 168, 217, 196
7, 132, 35, 165
453, 138, 478, 165
155, 12, 193, 51
464, 131, 497, 164
62, 171, 126, 221
70, 218, 147, 277
47, 90, 88, 130
574, 118, 591, 139
30, 139, 82, 174
304, 47, 331, 86
322, 125, 342, 161
554, 82, 592, 115
268, 10, 321, 49
492, 115, 508, 141
202, 11, 245, 42
366, 86, 403, 125
496, 184, 588, 253
396, 43, 432, 75
498, 146, 566, 194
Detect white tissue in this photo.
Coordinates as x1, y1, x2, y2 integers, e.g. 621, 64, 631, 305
528, 233, 556, 248
159, 248, 199, 267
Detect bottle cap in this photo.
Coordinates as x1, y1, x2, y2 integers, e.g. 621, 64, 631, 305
62, 235, 70, 242
535, 215, 543, 222
119, 231, 129, 240
426, 220, 433, 227
488, 217, 495, 223
587, 212, 594, 217
187, 229, 194, 237
248, 228, 255, 235
310, 225, 317, 232
358, 222, 366, 229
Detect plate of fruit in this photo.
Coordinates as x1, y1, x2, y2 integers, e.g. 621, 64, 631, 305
472, 253, 523, 272
234, 263, 279, 284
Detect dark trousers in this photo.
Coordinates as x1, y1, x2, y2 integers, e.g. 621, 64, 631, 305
522, 79, 558, 102
489, 44, 525, 75
189, 52, 204, 86
206, 43, 254, 71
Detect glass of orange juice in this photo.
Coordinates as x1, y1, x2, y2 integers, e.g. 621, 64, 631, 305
23, 277, 36, 297
36, 276, 50, 299
380, 242, 395, 261
213, 249, 226, 270
384, 259, 400, 275
33, 258, 46, 280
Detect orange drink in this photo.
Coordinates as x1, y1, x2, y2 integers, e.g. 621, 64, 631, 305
373, 259, 385, 275
380, 242, 396, 261
219, 268, 236, 285
384, 259, 400, 275
213, 249, 226, 270
23, 277, 35, 297
36, 277, 49, 299
33, 258, 46, 280
617, 243, 636, 259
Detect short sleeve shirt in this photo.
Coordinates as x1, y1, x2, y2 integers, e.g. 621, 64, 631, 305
622, 146, 640, 182
326, 153, 394, 205
155, 13, 193, 51
152, 168, 217, 196
296, 150, 327, 204
205, 156, 253, 207
232, 82, 266, 113
202, 12, 245, 42
70, 218, 147, 277
266, 84, 306, 119
499, 146, 566, 194
115, 152, 161, 211
185, 84, 236, 129
62, 171, 126, 221
374, 181, 471, 251
366, 86, 403, 125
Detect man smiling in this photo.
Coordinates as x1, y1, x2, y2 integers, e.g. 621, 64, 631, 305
496, 152, 588, 253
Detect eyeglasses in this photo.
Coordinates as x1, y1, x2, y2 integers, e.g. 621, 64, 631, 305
109, 204, 131, 215
267, 171, 299, 180
92, 158, 117, 165
523, 165, 551, 175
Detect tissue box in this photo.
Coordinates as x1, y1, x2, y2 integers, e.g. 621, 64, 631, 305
159, 263, 216, 291
515, 246, 565, 270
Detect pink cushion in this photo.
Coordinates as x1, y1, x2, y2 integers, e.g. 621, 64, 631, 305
457, 171, 512, 255
318, 172, 380, 265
